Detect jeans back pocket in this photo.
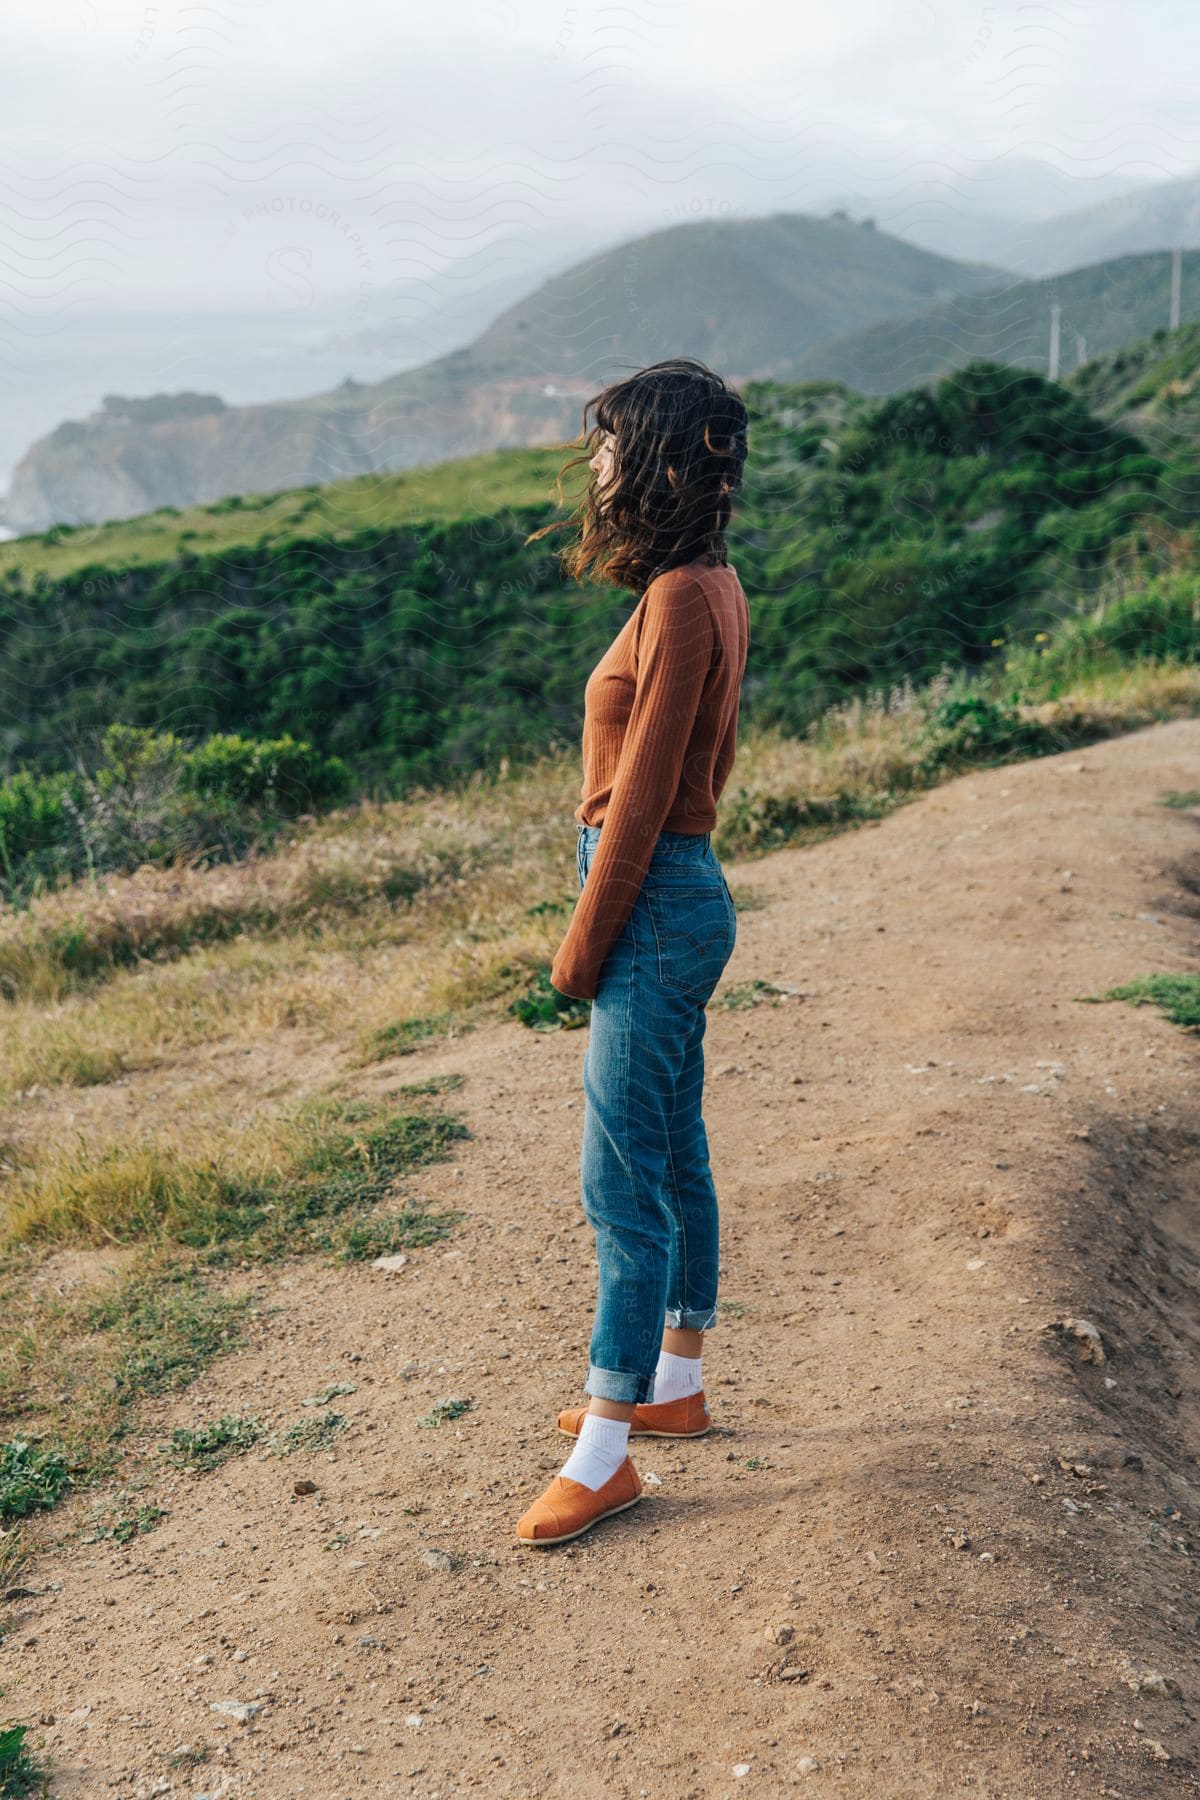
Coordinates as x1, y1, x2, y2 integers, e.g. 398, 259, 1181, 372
643, 878, 736, 1001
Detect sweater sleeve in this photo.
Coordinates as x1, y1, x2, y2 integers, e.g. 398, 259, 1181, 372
550, 570, 715, 1000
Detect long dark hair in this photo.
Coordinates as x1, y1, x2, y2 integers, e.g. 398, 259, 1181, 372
525, 357, 749, 595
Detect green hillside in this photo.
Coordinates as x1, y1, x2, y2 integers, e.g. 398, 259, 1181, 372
1, 334, 1196, 902
0, 444, 581, 585
780, 249, 1200, 394
468, 211, 1003, 380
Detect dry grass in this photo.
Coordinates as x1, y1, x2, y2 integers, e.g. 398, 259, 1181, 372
2, 662, 1199, 1122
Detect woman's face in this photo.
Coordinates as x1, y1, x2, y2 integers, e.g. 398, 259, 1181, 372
590, 429, 616, 510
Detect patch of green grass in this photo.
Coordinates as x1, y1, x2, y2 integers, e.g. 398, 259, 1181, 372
336, 1203, 465, 1262
0, 1249, 257, 1503
361, 1012, 459, 1062
392, 1073, 466, 1097
85, 1495, 165, 1544
718, 1299, 757, 1319
163, 1743, 211, 1770
1100, 972, 1200, 1031
83, 1263, 253, 1406
271, 1412, 347, 1456
0, 1720, 50, 1797
417, 1396, 474, 1428
743, 1456, 772, 1471
0, 1442, 71, 1521
0, 1089, 469, 1520
1159, 789, 1200, 808
3, 1093, 471, 1264
710, 979, 795, 1012
160, 1415, 265, 1471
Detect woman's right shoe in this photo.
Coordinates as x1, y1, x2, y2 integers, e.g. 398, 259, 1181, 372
557, 1390, 712, 1439
515, 1456, 644, 1546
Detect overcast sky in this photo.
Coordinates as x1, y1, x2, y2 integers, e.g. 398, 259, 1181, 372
2, 0, 1198, 486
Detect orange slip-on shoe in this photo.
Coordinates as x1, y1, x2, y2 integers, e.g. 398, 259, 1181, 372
557, 1390, 712, 1440
515, 1456, 644, 1546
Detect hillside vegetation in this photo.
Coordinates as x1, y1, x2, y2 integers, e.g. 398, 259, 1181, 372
782, 248, 1200, 394
2, 342, 1197, 909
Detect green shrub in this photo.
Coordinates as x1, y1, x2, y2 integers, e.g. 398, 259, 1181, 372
182, 731, 351, 808
0, 724, 351, 900
918, 695, 1054, 770
0, 1440, 71, 1520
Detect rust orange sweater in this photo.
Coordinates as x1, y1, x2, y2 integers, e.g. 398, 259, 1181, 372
551, 558, 750, 1000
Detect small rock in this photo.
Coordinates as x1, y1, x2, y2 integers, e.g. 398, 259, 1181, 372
644, 1472, 663, 1487
1120, 1659, 1181, 1698
1052, 1318, 1106, 1364
422, 1548, 455, 1571
193, 1654, 213, 1668
1147, 1740, 1171, 1761
372, 1255, 409, 1273
209, 1700, 264, 1724
966, 1257, 986, 1272
733, 1764, 752, 1778
766, 1624, 795, 1646
798, 1756, 821, 1773
405, 1713, 423, 1727
293, 1480, 318, 1497
779, 1666, 809, 1682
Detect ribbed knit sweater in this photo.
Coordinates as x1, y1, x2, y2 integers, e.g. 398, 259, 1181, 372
550, 558, 750, 1000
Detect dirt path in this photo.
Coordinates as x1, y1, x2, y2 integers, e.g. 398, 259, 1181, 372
5, 719, 1200, 1799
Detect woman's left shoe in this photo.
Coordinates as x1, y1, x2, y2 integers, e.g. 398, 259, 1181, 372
515, 1456, 644, 1546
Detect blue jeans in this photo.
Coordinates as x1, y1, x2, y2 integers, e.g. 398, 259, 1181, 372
576, 821, 738, 1405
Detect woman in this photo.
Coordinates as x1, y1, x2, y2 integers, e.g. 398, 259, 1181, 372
515, 357, 751, 1547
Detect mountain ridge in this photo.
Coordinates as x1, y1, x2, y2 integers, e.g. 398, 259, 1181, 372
5, 212, 1004, 534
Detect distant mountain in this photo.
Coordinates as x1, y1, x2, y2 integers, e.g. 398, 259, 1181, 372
829, 157, 1147, 269
5, 212, 1005, 534
1005, 171, 1200, 278
776, 249, 1200, 395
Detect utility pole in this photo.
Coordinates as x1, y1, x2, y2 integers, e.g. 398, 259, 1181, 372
1076, 333, 1087, 368
1048, 303, 1061, 381
1170, 245, 1182, 330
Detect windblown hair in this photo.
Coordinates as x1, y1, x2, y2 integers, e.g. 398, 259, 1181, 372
525, 356, 749, 595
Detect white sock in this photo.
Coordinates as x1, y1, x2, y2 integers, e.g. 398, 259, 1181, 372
652, 1349, 703, 1404
559, 1411, 631, 1491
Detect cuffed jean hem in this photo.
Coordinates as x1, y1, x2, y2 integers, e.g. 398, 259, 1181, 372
664, 1304, 719, 1330
585, 1363, 657, 1406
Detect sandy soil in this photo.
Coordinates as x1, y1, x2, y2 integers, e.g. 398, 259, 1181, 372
4, 718, 1200, 1799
